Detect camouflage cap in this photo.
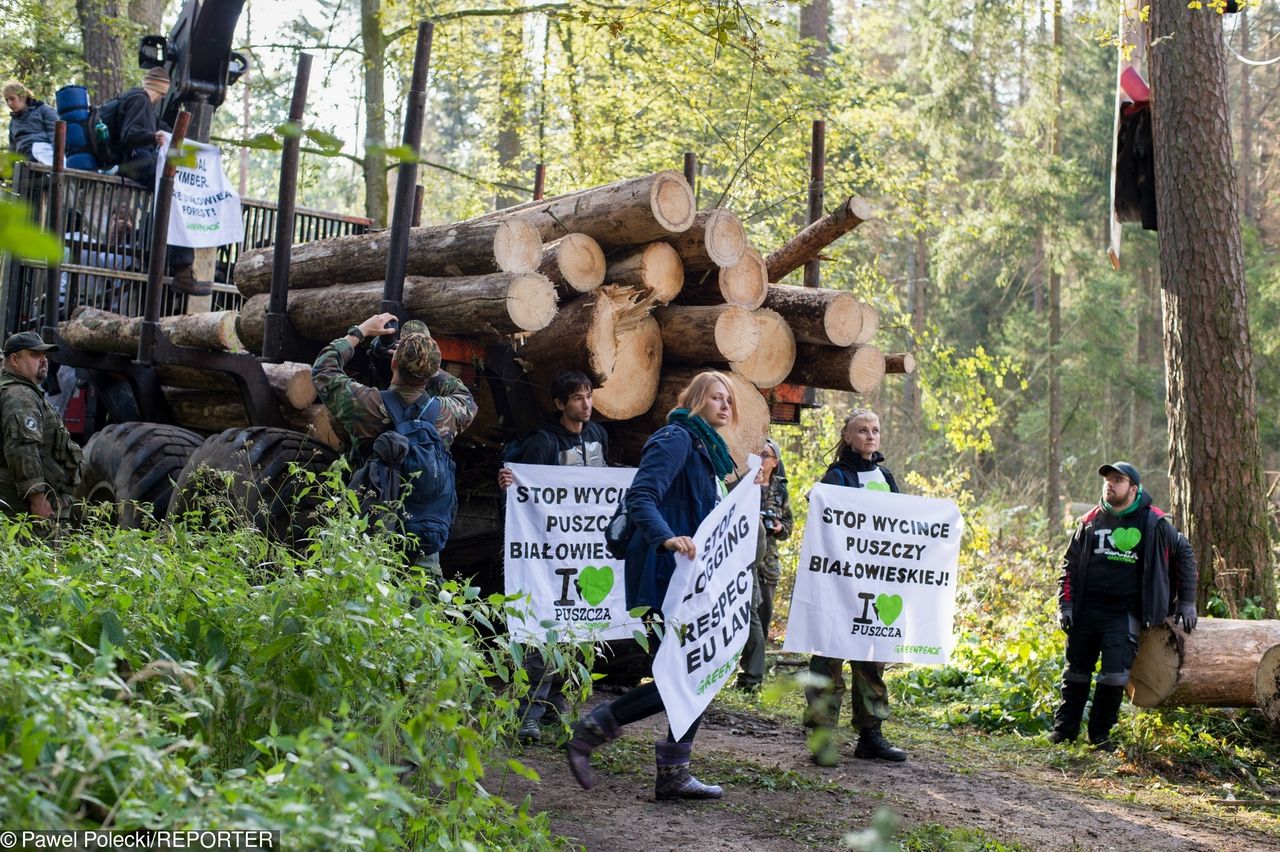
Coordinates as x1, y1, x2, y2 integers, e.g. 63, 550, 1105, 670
395, 332, 441, 382
400, 319, 429, 337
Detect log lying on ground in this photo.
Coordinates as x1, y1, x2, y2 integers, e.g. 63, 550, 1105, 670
679, 247, 767, 310
655, 305, 760, 365
237, 272, 558, 351
613, 368, 770, 471
665, 209, 747, 272
62, 306, 242, 354
1128, 619, 1280, 707
233, 215, 544, 296
541, 233, 606, 295
1257, 644, 1280, 730
765, 196, 873, 283
162, 389, 346, 450
730, 309, 796, 389
787, 342, 886, 392
606, 242, 683, 303
158, 362, 316, 409
885, 353, 916, 374
475, 171, 696, 248
517, 285, 661, 420
762, 283, 864, 346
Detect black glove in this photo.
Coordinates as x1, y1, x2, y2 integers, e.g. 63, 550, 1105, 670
1177, 602, 1197, 632
1058, 611, 1072, 633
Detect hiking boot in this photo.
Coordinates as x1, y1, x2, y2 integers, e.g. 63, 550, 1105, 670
565, 703, 621, 790
853, 722, 907, 762
1049, 678, 1091, 744
1087, 683, 1126, 752
517, 717, 541, 743
169, 265, 211, 297
654, 740, 723, 800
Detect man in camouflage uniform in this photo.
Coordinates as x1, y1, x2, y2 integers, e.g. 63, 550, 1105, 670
736, 437, 793, 690
311, 313, 477, 574
0, 332, 83, 521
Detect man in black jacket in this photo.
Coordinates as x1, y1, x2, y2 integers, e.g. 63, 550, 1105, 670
499, 370, 609, 741
1051, 461, 1198, 750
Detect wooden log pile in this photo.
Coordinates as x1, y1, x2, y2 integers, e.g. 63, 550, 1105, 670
61, 172, 909, 460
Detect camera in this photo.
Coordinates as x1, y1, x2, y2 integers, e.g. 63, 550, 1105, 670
761, 509, 778, 526
370, 318, 401, 359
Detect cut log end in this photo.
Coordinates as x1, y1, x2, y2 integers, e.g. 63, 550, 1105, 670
651, 171, 697, 233
857, 303, 880, 344
640, 242, 684, 303
715, 306, 762, 363
703, 208, 747, 268
494, 215, 545, 273
1127, 624, 1184, 707
507, 273, 561, 332
554, 233, 607, 293
719, 247, 768, 310
885, 353, 917, 374
592, 315, 662, 420
1257, 644, 1280, 729
730, 309, 796, 389
824, 294, 864, 347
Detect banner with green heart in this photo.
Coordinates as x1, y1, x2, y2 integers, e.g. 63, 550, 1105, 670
577, 565, 614, 606
875, 593, 904, 626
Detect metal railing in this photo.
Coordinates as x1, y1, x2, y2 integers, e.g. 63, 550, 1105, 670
2, 162, 372, 334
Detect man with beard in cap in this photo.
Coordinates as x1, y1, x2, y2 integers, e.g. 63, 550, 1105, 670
0, 332, 83, 520
1051, 461, 1198, 750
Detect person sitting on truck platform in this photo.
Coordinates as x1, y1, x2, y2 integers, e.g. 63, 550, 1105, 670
498, 369, 610, 742
4, 80, 58, 161
0, 332, 83, 523
311, 314, 477, 576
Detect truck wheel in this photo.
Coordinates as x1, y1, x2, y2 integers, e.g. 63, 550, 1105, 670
76, 423, 205, 527
171, 427, 339, 544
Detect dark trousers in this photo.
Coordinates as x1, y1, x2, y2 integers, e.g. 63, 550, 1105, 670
1064, 608, 1139, 687
606, 619, 701, 744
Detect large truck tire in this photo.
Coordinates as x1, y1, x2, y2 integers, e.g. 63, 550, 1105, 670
76, 422, 205, 527
171, 427, 339, 545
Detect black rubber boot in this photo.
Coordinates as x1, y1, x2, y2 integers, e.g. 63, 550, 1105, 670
565, 703, 620, 789
654, 740, 723, 800
853, 721, 907, 762
1048, 679, 1091, 744
1088, 684, 1126, 751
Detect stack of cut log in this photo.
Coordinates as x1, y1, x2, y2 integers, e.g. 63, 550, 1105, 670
58, 170, 914, 462
1128, 618, 1280, 731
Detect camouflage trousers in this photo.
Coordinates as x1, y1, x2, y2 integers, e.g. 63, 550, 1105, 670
803, 657, 891, 730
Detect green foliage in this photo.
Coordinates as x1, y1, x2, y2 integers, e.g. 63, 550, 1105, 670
0, 488, 586, 847
0, 197, 62, 263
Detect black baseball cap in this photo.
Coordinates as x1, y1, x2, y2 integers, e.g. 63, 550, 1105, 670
1098, 461, 1140, 487
3, 332, 58, 355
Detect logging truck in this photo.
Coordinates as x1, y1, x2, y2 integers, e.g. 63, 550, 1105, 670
2, 13, 911, 620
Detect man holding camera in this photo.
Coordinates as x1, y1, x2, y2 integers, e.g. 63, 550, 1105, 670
311, 314, 477, 574
736, 437, 793, 691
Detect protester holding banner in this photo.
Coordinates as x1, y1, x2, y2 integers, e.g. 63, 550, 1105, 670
566, 370, 738, 801
1051, 461, 1198, 751
736, 437, 793, 691
802, 409, 909, 766
499, 370, 610, 743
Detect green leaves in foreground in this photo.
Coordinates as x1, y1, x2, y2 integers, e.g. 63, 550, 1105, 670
0, 198, 62, 263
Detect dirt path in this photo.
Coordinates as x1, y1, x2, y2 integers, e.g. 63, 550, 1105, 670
497, 699, 1280, 851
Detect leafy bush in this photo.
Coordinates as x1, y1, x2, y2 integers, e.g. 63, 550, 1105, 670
0, 484, 584, 848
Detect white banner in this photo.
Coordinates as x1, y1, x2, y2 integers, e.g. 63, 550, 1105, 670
783, 485, 963, 665
653, 458, 762, 741
503, 463, 643, 642
156, 135, 244, 248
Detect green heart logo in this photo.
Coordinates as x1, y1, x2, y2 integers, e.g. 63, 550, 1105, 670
1110, 527, 1141, 552
577, 565, 615, 606
875, 593, 904, 626
865, 481, 892, 492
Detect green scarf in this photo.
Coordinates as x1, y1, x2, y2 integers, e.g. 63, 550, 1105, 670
668, 407, 735, 479
1102, 486, 1144, 517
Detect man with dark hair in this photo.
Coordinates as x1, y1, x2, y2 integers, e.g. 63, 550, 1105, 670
499, 369, 609, 740
312, 314, 477, 575
0, 332, 83, 520
1051, 461, 1198, 751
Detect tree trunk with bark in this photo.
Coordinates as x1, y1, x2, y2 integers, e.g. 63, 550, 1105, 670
516, 285, 660, 420
233, 215, 543, 296
360, 0, 389, 226
236, 272, 558, 350
787, 343, 886, 393
1128, 619, 1280, 707
762, 283, 864, 346
163, 389, 345, 450
1149, 0, 1275, 615
77, 0, 125, 104
885, 353, 916, 374
766, 196, 873, 283
605, 242, 683, 303
654, 304, 760, 365
61, 307, 242, 354
157, 362, 317, 410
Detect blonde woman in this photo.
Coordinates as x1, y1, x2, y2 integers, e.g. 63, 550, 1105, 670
803, 409, 908, 766
4, 80, 58, 158
567, 371, 738, 800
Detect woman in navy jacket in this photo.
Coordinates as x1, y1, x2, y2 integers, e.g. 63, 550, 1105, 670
567, 371, 737, 800
803, 409, 909, 766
